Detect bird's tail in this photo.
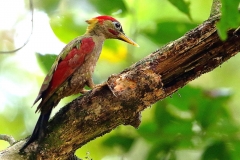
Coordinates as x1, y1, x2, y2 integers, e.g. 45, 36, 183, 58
19, 110, 51, 152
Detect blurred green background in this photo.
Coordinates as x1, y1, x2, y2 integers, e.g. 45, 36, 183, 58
1, 0, 240, 159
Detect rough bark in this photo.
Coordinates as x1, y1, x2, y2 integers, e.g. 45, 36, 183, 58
210, 0, 221, 17
1, 14, 240, 160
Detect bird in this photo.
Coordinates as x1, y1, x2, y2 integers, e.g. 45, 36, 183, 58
19, 15, 138, 152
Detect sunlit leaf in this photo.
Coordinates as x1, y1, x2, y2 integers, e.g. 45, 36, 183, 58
168, 0, 192, 20
102, 135, 134, 151
36, 0, 60, 15
137, 122, 160, 142
89, 0, 127, 15
154, 102, 175, 128
217, 0, 240, 40
50, 14, 87, 43
36, 53, 57, 73
194, 93, 230, 129
230, 141, 240, 159
100, 42, 127, 62
166, 86, 202, 111
164, 86, 231, 129
146, 142, 176, 160
142, 21, 197, 45
163, 121, 193, 135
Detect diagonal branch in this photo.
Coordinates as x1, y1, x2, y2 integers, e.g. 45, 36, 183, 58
1, 15, 240, 160
210, 0, 221, 17
0, 134, 16, 145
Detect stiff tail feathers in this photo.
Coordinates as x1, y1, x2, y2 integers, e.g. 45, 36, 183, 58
19, 110, 51, 152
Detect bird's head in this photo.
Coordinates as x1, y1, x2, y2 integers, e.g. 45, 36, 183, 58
86, 15, 139, 47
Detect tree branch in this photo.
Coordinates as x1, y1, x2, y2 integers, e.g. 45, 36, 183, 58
210, 0, 221, 17
1, 15, 240, 159
0, 134, 16, 145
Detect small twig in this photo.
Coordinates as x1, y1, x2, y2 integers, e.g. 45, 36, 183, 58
210, 0, 221, 17
0, 0, 34, 54
0, 134, 16, 145
234, 26, 240, 34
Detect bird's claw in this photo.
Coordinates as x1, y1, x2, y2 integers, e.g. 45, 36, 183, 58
80, 89, 90, 94
93, 82, 107, 89
80, 82, 107, 94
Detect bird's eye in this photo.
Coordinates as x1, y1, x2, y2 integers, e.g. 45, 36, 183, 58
113, 21, 123, 32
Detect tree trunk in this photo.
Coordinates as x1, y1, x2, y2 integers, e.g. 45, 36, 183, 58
1, 13, 240, 160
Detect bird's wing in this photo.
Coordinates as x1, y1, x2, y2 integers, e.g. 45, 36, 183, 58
33, 37, 95, 108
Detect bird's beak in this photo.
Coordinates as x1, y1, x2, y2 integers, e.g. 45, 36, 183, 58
118, 33, 139, 47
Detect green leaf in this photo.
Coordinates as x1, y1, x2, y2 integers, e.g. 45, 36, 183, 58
35, 0, 60, 15
89, 0, 127, 15
102, 135, 134, 151
230, 141, 240, 159
194, 93, 230, 130
137, 122, 160, 142
36, 53, 57, 73
217, 0, 240, 40
168, 0, 192, 20
166, 85, 202, 111
50, 13, 87, 43
202, 141, 230, 160
163, 121, 193, 135
154, 102, 176, 129
146, 142, 176, 160
142, 21, 197, 45
164, 86, 231, 130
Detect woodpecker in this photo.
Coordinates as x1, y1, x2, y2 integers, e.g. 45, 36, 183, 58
20, 15, 138, 152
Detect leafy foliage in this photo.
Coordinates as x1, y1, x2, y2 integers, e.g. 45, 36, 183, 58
102, 134, 135, 152
35, 0, 60, 15
130, 86, 239, 160
217, 0, 240, 40
168, 0, 192, 20
142, 21, 197, 45
89, 0, 127, 15
31, 1, 240, 159
50, 14, 87, 44
36, 53, 57, 73
202, 141, 231, 160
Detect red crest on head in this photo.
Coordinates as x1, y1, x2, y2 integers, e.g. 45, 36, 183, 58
95, 15, 118, 23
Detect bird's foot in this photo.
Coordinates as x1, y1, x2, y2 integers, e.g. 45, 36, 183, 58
93, 82, 107, 89
80, 82, 107, 94
80, 89, 90, 94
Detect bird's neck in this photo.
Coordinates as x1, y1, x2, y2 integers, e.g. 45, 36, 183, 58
84, 31, 106, 44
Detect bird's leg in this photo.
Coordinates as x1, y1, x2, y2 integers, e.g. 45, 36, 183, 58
79, 78, 96, 94
86, 78, 96, 89
87, 78, 107, 89
79, 88, 90, 94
